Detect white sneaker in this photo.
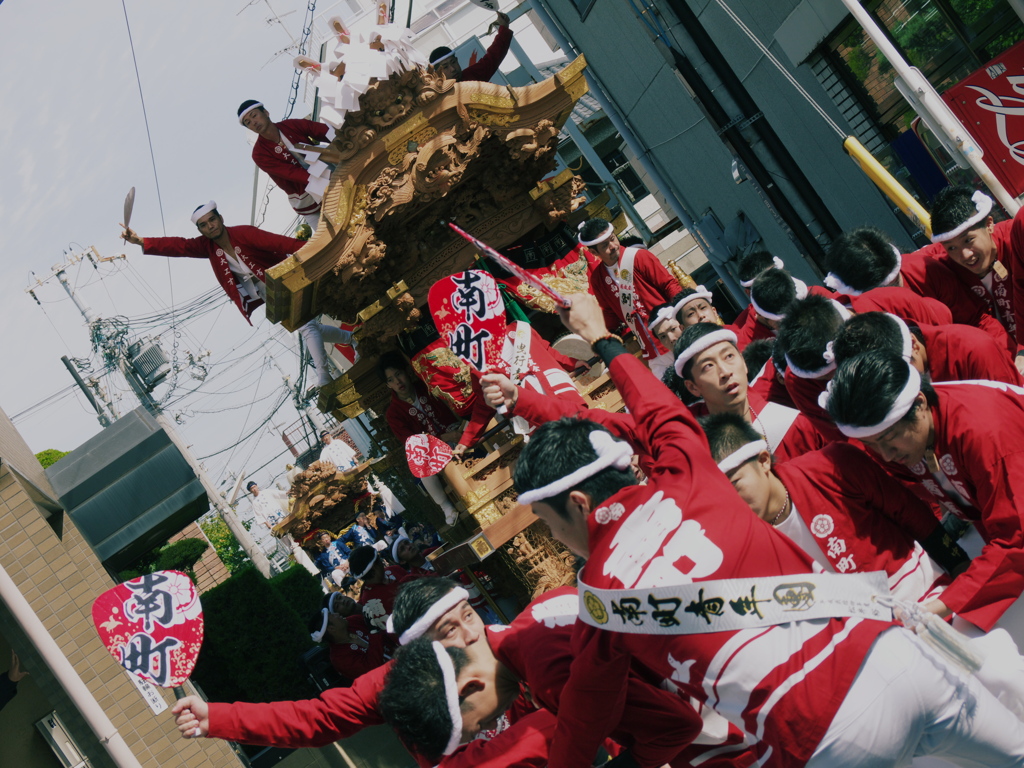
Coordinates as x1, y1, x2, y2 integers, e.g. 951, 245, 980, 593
444, 507, 459, 526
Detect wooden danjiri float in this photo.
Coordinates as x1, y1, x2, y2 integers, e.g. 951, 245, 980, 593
266, 26, 636, 607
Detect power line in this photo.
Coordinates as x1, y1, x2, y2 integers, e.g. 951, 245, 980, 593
119, 0, 167, 235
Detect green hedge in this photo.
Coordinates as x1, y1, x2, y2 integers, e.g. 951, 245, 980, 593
270, 565, 324, 621
191, 567, 317, 703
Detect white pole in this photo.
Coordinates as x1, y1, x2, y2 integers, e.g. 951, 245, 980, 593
0, 563, 144, 768
1009, 0, 1024, 26
839, 0, 1020, 214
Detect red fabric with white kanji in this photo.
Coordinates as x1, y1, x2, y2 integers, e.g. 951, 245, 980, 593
429, 271, 507, 372
405, 433, 452, 477
91, 570, 203, 688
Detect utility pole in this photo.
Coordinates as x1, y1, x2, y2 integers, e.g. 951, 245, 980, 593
28, 248, 275, 578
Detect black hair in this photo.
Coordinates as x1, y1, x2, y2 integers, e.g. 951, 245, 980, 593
750, 268, 797, 318
348, 545, 377, 578
931, 185, 988, 237
831, 312, 914, 365
776, 294, 847, 373
246, 481, 258, 491
379, 639, 465, 762
237, 99, 263, 117
742, 339, 775, 382
699, 412, 764, 464
771, 336, 788, 375
618, 235, 645, 248
429, 46, 454, 65
514, 419, 637, 520
671, 322, 735, 382
825, 350, 934, 429
578, 218, 613, 244
737, 250, 777, 284
661, 364, 697, 404
825, 227, 900, 292
377, 350, 410, 382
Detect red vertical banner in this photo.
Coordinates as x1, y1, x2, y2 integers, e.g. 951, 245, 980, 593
428, 270, 507, 373
943, 40, 1024, 197
405, 433, 453, 477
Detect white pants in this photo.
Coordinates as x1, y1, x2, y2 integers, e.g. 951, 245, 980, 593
301, 211, 320, 229
298, 320, 352, 386
807, 628, 1024, 768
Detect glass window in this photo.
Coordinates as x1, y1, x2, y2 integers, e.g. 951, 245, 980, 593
821, 0, 1023, 197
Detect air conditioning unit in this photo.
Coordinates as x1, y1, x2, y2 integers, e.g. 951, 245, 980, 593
35, 711, 91, 768
128, 338, 171, 390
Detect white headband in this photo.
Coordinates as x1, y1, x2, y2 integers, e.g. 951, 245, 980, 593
830, 361, 922, 439
191, 201, 217, 224
648, 304, 679, 332
677, 286, 715, 310
311, 608, 330, 643
784, 300, 852, 379
430, 50, 456, 66
750, 278, 808, 323
389, 587, 470, 645
824, 245, 902, 295
517, 431, 633, 506
353, 550, 378, 581
888, 313, 915, 361
739, 256, 785, 288
717, 439, 769, 475
237, 101, 264, 125
578, 222, 615, 247
673, 329, 738, 377
391, 535, 410, 564
931, 191, 994, 243
433, 641, 464, 756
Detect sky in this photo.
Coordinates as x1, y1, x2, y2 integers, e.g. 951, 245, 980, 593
0, 0, 545, 510
0, 0, 336, 503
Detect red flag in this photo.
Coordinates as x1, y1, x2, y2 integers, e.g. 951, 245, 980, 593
405, 433, 453, 477
428, 270, 507, 373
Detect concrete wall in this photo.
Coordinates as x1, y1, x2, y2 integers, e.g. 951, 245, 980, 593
541, 0, 911, 281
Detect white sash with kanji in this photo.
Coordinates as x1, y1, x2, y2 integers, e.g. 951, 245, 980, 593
507, 321, 534, 436
577, 570, 891, 635
614, 246, 640, 337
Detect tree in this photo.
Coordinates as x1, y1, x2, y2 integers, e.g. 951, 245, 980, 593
155, 538, 210, 581
35, 449, 70, 469
199, 513, 251, 574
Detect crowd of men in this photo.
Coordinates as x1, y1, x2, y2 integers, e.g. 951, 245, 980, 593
168, 183, 1024, 767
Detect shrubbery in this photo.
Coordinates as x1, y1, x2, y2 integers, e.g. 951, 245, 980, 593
191, 567, 317, 703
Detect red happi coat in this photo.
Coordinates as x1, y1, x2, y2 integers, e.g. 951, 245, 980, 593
910, 211, 1022, 352
143, 227, 303, 323
252, 119, 332, 197
844, 285, 953, 327
774, 443, 948, 603
900, 249, 1014, 354
589, 247, 680, 360
410, 336, 479, 418
747, 356, 796, 410
358, 564, 412, 621
458, 325, 584, 447
917, 322, 1022, 385
328, 613, 393, 680
458, 24, 512, 82
491, 587, 705, 768
687, 389, 828, 464
733, 306, 776, 349
385, 381, 462, 444
206, 636, 559, 768
549, 353, 890, 768
909, 381, 1024, 631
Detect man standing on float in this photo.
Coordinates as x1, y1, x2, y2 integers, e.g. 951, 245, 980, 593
122, 202, 350, 389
